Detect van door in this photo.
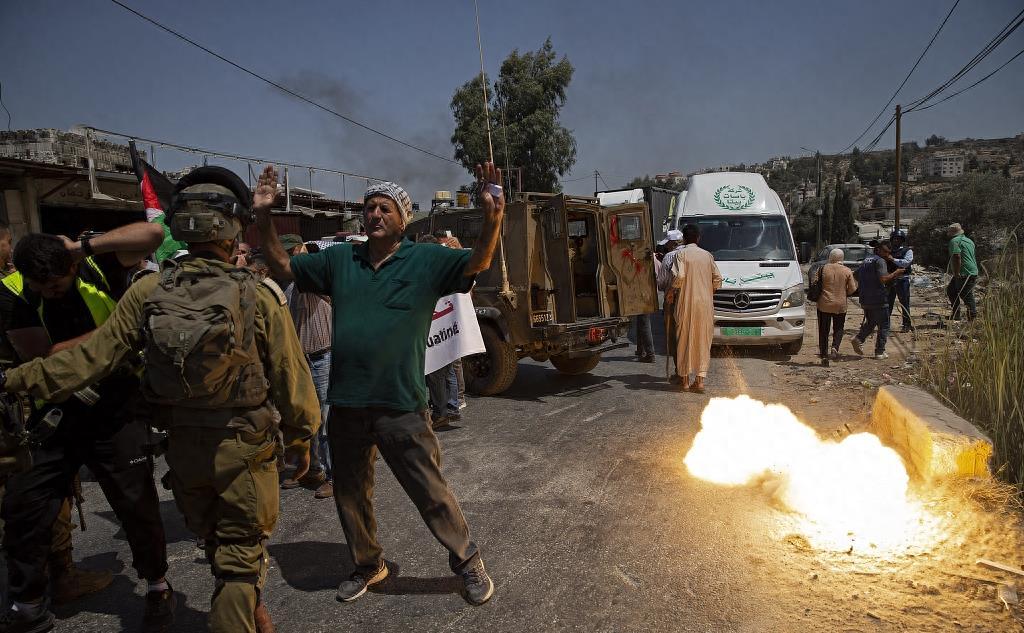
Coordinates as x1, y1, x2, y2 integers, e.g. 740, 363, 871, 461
536, 196, 575, 323
600, 203, 658, 316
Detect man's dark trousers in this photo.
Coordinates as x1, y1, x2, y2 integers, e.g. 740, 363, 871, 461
328, 407, 479, 575
634, 314, 655, 358
887, 278, 913, 330
1, 401, 168, 602
855, 304, 891, 355
946, 275, 978, 320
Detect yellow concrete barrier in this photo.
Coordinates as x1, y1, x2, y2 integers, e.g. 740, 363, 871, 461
868, 385, 992, 481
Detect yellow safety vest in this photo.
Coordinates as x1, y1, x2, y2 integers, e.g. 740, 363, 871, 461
0, 257, 117, 336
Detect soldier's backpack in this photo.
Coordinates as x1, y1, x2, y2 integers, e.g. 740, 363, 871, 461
141, 258, 269, 409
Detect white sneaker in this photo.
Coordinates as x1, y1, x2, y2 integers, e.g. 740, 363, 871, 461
874, 352, 889, 360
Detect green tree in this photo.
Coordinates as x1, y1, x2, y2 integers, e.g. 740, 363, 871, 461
850, 147, 865, 180
623, 174, 684, 191
450, 38, 576, 193
830, 176, 856, 243
908, 173, 1024, 266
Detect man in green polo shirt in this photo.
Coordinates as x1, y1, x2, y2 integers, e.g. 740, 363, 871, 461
255, 162, 505, 607
946, 222, 979, 321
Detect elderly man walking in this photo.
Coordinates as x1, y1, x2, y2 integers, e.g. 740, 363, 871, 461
256, 163, 504, 606
813, 248, 857, 367
665, 225, 722, 393
946, 223, 978, 321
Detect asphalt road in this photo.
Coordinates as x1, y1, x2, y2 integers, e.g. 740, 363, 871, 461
16, 318, 1023, 632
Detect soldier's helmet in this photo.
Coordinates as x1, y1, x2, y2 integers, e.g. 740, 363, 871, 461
167, 166, 254, 243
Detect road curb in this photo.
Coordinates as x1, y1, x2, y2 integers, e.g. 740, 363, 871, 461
868, 385, 992, 481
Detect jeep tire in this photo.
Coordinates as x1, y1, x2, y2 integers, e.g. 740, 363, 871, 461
550, 353, 601, 375
465, 324, 518, 396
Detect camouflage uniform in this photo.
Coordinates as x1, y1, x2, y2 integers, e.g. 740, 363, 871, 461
5, 259, 318, 633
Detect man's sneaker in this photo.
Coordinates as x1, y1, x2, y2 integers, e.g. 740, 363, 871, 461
821, 358, 830, 368
142, 585, 176, 632
460, 559, 494, 606
829, 348, 840, 361
336, 562, 388, 602
638, 355, 655, 364
314, 481, 334, 499
874, 352, 890, 360
0, 603, 55, 633
851, 338, 864, 356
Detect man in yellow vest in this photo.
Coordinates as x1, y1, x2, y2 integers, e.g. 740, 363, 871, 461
0, 224, 119, 610
0, 222, 176, 633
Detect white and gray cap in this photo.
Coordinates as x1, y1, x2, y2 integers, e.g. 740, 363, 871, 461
364, 181, 413, 223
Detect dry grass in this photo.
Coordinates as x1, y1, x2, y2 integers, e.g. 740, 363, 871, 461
920, 237, 1024, 493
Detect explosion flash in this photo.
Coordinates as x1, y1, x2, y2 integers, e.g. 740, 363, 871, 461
684, 396, 942, 553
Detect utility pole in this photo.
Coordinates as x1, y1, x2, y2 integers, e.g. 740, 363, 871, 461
893, 104, 902, 232
594, 170, 599, 195
815, 152, 822, 199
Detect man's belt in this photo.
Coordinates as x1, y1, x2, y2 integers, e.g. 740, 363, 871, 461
305, 348, 331, 362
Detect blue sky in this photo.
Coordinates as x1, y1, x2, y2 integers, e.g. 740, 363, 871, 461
2, 0, 1022, 205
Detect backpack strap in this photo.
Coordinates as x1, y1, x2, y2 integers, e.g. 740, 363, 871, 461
260, 278, 287, 306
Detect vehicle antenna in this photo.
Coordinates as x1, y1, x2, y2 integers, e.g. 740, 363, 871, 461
473, 0, 515, 308
473, 0, 494, 164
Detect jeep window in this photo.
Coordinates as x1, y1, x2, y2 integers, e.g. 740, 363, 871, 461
690, 216, 796, 261
617, 213, 644, 241
568, 220, 587, 237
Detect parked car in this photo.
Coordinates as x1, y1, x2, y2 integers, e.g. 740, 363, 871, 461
807, 243, 871, 297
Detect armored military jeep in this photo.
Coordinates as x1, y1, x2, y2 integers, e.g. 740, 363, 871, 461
406, 192, 658, 395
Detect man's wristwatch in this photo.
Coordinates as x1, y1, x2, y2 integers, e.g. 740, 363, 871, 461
80, 234, 94, 257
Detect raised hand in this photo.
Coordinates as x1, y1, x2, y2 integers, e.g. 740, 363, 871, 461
253, 165, 279, 214
474, 161, 505, 220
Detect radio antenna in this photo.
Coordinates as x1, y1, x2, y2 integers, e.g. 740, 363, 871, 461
474, 0, 494, 164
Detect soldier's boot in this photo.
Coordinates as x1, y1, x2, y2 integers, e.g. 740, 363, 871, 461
254, 602, 275, 633
48, 549, 114, 605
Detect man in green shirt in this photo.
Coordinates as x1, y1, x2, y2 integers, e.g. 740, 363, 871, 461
255, 162, 505, 607
946, 223, 978, 321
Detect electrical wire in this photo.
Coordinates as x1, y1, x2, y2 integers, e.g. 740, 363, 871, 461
106, 0, 457, 164
85, 125, 384, 182
0, 81, 11, 131
834, 0, 959, 154
904, 8, 1024, 112
912, 45, 1024, 111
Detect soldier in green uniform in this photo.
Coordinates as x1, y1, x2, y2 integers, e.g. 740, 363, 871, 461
2, 166, 319, 633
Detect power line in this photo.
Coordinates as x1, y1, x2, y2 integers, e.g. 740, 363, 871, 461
85, 125, 385, 182
106, 0, 457, 164
834, 0, 960, 154
904, 8, 1024, 112
0, 81, 11, 131
912, 45, 1024, 111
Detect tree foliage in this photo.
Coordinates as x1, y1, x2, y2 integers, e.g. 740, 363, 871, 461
909, 173, 1024, 266
450, 38, 576, 193
623, 175, 684, 192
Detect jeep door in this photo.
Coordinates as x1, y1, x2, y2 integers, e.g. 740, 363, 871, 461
600, 203, 657, 317
536, 196, 575, 323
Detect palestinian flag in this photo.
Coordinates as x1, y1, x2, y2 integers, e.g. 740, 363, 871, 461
129, 141, 185, 262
